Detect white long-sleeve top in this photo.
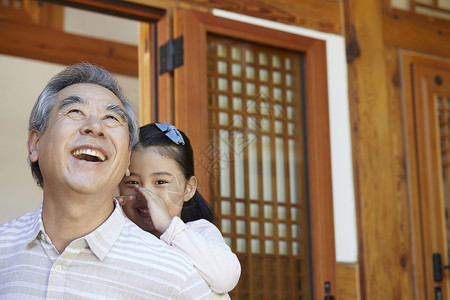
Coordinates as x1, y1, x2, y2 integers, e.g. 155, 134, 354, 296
160, 217, 241, 294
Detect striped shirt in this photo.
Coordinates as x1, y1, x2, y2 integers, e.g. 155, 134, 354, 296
0, 202, 230, 299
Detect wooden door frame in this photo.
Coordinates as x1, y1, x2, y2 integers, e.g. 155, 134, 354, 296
402, 51, 450, 299
40, 0, 165, 21
173, 9, 336, 299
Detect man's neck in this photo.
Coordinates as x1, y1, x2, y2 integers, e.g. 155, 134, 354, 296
41, 190, 115, 254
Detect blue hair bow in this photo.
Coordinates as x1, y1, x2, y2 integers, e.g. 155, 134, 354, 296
155, 123, 185, 145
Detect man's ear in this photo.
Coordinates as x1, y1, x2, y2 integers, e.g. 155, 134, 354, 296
184, 176, 197, 202
124, 150, 131, 177
27, 130, 41, 163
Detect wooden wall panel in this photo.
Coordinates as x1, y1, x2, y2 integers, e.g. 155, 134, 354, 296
337, 263, 359, 300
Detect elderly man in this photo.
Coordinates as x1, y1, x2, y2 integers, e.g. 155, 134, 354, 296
0, 63, 228, 299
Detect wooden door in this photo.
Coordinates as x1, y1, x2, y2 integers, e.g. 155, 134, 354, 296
172, 9, 336, 299
403, 53, 450, 300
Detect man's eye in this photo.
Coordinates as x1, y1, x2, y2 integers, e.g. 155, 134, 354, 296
103, 114, 121, 126
66, 109, 84, 119
105, 115, 119, 121
68, 109, 82, 115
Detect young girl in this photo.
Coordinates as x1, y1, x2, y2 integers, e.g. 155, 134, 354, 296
117, 122, 241, 294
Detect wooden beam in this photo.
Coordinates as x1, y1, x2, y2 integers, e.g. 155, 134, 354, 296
127, 0, 342, 34
383, 9, 450, 58
40, 0, 165, 21
0, 20, 138, 76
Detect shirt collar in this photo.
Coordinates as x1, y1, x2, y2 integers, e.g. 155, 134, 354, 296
25, 200, 125, 261
84, 200, 125, 261
24, 204, 45, 245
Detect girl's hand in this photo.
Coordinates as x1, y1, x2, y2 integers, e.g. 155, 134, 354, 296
115, 195, 136, 206
135, 186, 173, 233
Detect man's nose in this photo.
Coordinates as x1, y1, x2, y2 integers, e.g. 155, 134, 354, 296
80, 115, 105, 138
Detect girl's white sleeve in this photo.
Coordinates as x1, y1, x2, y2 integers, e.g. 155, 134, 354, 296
160, 216, 241, 293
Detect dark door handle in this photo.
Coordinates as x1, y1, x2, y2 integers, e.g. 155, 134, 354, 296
433, 253, 450, 282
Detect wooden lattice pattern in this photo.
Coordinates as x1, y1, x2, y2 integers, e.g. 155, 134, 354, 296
207, 34, 309, 299
437, 95, 450, 263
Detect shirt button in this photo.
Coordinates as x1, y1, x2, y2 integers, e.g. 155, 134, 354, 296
54, 265, 62, 272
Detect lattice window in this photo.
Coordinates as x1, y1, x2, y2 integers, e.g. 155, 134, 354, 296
437, 95, 450, 263
392, 0, 450, 21
207, 34, 309, 299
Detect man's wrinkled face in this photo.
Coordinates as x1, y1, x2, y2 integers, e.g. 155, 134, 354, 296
27, 83, 131, 195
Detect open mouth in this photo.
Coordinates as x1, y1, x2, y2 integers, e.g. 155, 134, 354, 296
72, 148, 106, 162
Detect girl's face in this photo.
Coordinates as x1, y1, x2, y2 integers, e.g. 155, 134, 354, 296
118, 147, 194, 234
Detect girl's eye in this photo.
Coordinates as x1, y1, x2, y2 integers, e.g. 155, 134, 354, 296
125, 180, 139, 185
155, 180, 167, 185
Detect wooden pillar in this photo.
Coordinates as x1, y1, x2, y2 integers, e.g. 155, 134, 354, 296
343, 0, 414, 299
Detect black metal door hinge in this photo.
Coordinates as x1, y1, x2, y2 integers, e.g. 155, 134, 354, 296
324, 281, 335, 300
160, 36, 183, 74
433, 253, 450, 282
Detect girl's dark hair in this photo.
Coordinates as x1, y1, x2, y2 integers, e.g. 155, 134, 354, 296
137, 123, 214, 223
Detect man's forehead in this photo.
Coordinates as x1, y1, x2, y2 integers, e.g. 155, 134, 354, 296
55, 83, 124, 108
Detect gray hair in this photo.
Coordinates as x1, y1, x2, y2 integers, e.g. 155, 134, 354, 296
28, 62, 139, 188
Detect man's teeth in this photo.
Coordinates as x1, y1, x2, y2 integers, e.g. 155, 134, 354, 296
138, 208, 149, 214
72, 149, 106, 161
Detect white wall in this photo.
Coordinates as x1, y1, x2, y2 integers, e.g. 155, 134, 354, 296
64, 7, 138, 45
0, 56, 59, 222
213, 10, 358, 263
